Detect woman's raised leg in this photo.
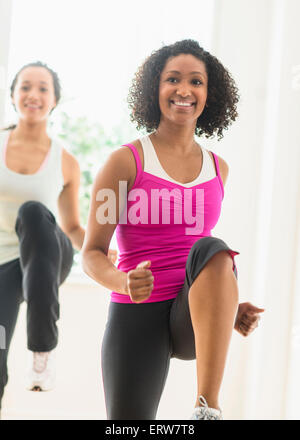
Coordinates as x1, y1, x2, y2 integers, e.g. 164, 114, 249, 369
188, 250, 238, 410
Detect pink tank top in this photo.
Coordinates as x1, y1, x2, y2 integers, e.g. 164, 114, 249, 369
111, 144, 235, 303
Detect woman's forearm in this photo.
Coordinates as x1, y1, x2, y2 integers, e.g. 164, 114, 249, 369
82, 248, 129, 296
67, 225, 85, 251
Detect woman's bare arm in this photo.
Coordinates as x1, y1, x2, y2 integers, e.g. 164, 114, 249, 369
81, 147, 136, 295
58, 149, 85, 250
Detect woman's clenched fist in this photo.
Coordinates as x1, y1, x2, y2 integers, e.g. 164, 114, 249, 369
126, 261, 154, 303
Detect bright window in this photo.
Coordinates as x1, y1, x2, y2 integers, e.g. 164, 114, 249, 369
5, 0, 215, 129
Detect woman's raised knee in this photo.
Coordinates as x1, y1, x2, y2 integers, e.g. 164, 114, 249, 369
204, 250, 233, 276
16, 201, 55, 230
18, 201, 46, 219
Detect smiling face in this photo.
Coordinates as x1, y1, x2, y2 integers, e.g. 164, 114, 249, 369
11, 66, 57, 124
158, 54, 208, 128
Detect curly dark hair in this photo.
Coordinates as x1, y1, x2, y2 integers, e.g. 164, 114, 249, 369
128, 39, 239, 140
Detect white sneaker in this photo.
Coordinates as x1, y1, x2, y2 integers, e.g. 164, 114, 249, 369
26, 351, 56, 391
190, 396, 223, 420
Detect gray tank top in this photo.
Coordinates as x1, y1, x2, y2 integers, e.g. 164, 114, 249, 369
0, 130, 64, 265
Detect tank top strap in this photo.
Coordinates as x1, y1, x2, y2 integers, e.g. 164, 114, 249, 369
122, 143, 143, 186
210, 151, 224, 199
210, 151, 220, 175
46, 138, 63, 180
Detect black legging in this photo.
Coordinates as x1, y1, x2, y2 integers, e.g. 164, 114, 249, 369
0, 201, 73, 409
101, 236, 238, 420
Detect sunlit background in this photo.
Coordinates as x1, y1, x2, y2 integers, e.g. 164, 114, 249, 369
4, 0, 215, 129
0, 0, 300, 421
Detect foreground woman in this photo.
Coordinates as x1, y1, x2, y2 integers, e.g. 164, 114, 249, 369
82, 40, 264, 420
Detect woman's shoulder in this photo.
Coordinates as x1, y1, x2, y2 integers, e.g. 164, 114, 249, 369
51, 137, 79, 167
106, 138, 144, 169
61, 147, 79, 170
52, 141, 80, 187
204, 148, 229, 186
116, 138, 143, 155
0, 128, 10, 143
213, 153, 229, 186
92, 139, 143, 189
216, 154, 229, 173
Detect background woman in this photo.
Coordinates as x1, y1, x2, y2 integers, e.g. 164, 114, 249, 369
0, 61, 116, 414
82, 40, 264, 420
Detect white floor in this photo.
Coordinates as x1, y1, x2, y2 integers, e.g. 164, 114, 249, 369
1, 277, 199, 420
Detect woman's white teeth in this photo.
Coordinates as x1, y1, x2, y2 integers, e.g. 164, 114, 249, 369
174, 101, 193, 106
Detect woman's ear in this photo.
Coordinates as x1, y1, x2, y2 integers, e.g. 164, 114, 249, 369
51, 97, 57, 112
49, 98, 57, 114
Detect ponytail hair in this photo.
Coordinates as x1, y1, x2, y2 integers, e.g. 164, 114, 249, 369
1, 124, 17, 131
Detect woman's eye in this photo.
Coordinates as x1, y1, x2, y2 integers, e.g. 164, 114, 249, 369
192, 79, 203, 86
167, 77, 178, 83
40, 88, 48, 92
21, 86, 29, 91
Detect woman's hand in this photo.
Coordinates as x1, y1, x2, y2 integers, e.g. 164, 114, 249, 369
108, 249, 118, 265
126, 261, 154, 303
234, 302, 265, 337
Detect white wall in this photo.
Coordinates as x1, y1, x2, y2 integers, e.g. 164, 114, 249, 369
211, 0, 300, 420
0, 0, 13, 126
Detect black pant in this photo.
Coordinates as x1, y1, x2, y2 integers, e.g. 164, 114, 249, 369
0, 201, 73, 408
101, 236, 238, 420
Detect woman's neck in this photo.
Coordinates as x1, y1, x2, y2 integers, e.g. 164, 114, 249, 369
152, 120, 197, 154
11, 119, 49, 143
